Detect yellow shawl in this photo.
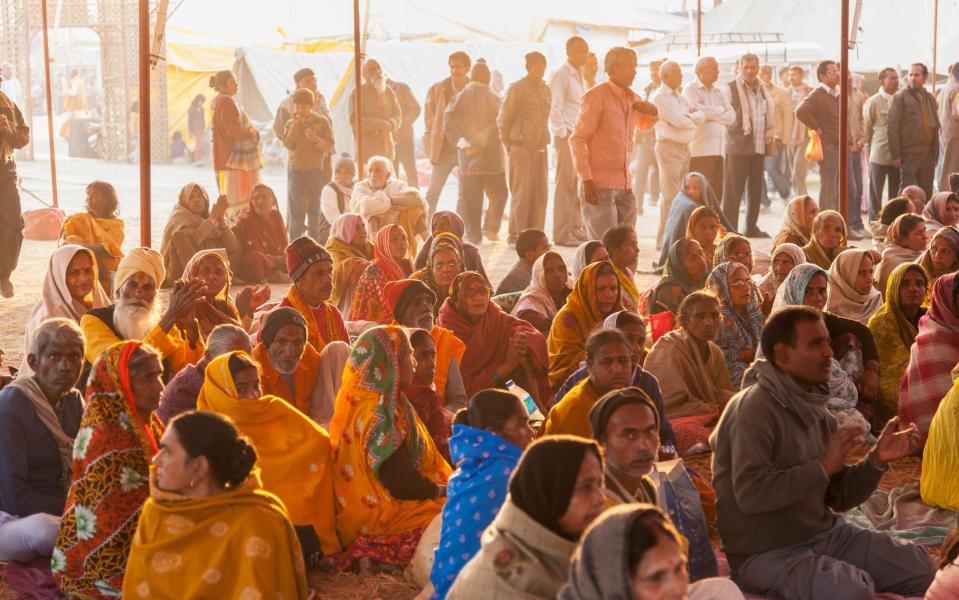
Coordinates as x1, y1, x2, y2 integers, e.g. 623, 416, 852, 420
62, 212, 125, 271
802, 209, 847, 270
328, 326, 451, 548
196, 352, 341, 555
542, 377, 600, 438
327, 236, 374, 308
613, 264, 641, 313
282, 284, 348, 354
122, 468, 308, 600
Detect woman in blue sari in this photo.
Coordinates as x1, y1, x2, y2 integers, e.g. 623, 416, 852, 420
429, 389, 534, 599
656, 171, 735, 268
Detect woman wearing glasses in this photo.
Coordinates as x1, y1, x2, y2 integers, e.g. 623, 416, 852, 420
707, 261, 765, 388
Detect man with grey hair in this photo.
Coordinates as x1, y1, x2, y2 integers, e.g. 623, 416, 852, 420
0, 318, 85, 561
350, 154, 428, 239
156, 323, 251, 424
683, 56, 736, 203
348, 58, 402, 165
571, 46, 658, 239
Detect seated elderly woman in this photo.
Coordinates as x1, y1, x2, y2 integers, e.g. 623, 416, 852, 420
548, 261, 623, 392
773, 195, 819, 251
327, 213, 374, 316
756, 243, 805, 316
196, 350, 341, 564
923, 191, 959, 238
686, 206, 723, 269
233, 183, 289, 284
511, 251, 572, 336
351, 155, 429, 250
868, 262, 928, 425
713, 233, 754, 275
414, 210, 488, 281
329, 327, 451, 568
122, 411, 308, 599
181, 248, 270, 337
826, 248, 883, 324
876, 213, 927, 294
707, 261, 764, 389
920, 225, 959, 290
646, 239, 709, 317
803, 209, 848, 270
438, 271, 550, 410
870, 197, 917, 250
159, 183, 241, 285
20, 245, 109, 376
412, 235, 464, 316
61, 180, 124, 293
0, 319, 85, 563
54, 341, 164, 598
657, 171, 733, 268
351, 223, 414, 323
570, 240, 609, 280
429, 389, 534, 599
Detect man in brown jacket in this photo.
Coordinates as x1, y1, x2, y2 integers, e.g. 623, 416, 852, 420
796, 60, 841, 213
424, 51, 471, 214
348, 59, 401, 166
888, 63, 940, 202
0, 82, 28, 298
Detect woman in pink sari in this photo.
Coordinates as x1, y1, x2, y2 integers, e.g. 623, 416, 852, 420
350, 224, 414, 323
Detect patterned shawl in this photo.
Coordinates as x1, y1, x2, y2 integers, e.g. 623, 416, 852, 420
414, 212, 488, 281
803, 209, 847, 270
772, 263, 827, 310
686, 206, 723, 268
826, 249, 883, 323
328, 214, 374, 312
512, 251, 569, 321
571, 241, 606, 280
757, 243, 805, 303
707, 261, 764, 388
350, 224, 413, 323
53, 341, 157, 598
773, 195, 816, 249
412, 234, 464, 312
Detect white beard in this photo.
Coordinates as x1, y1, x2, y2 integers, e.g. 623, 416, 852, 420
371, 75, 387, 94
113, 299, 162, 341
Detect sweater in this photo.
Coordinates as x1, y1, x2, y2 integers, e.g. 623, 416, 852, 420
282, 112, 334, 172
0, 90, 29, 179
795, 87, 840, 147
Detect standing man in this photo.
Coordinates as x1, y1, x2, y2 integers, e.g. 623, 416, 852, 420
864, 67, 901, 221
0, 64, 22, 107
633, 59, 665, 215
653, 61, 704, 248
846, 74, 868, 238
570, 46, 658, 240
499, 51, 551, 244
888, 63, 940, 202
723, 53, 775, 238
424, 51, 471, 215
0, 73, 28, 298
683, 55, 735, 214
785, 66, 814, 195
938, 63, 959, 191
348, 58, 402, 166
796, 60, 841, 212
388, 76, 421, 186
549, 36, 590, 246
760, 64, 793, 204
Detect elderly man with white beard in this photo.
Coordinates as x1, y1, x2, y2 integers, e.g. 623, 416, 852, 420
349, 58, 402, 166
79, 247, 206, 379
351, 155, 429, 248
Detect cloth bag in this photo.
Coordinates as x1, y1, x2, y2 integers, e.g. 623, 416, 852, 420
805, 130, 824, 163
22, 207, 65, 240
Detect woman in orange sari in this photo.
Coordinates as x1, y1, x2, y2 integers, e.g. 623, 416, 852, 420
350, 223, 414, 323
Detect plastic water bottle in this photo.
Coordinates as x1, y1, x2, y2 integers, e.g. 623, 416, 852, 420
505, 379, 544, 421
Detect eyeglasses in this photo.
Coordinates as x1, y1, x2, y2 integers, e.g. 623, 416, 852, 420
728, 279, 750, 289
729, 252, 751, 262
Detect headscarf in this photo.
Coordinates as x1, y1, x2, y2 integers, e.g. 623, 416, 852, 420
196, 351, 341, 555
415, 234, 464, 307
159, 183, 212, 262
372, 223, 410, 282
21, 245, 109, 375
661, 239, 708, 294
707, 261, 765, 387
877, 214, 925, 294
329, 213, 367, 246
923, 191, 957, 236
757, 243, 805, 302
571, 241, 605, 280
53, 341, 157, 598
183, 248, 233, 302
657, 172, 722, 267
873, 262, 927, 349
182, 248, 241, 336
826, 249, 883, 323
512, 251, 569, 320
773, 195, 817, 248
414, 212, 488, 280
234, 183, 289, 259
920, 225, 959, 282
116, 247, 166, 291
803, 209, 847, 270
773, 262, 827, 310
327, 213, 373, 311
349, 224, 414, 322
713, 234, 750, 267
686, 206, 724, 266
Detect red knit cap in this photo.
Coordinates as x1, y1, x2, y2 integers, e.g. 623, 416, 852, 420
384, 279, 435, 319
285, 236, 332, 282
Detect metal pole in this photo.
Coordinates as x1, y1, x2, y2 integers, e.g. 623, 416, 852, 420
39, 0, 58, 207
138, 0, 151, 246
353, 0, 364, 178
697, 0, 702, 57
839, 0, 849, 223
933, 0, 939, 94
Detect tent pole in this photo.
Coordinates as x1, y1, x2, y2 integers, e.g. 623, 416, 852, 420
353, 0, 364, 178
839, 0, 849, 224
138, 0, 151, 246
932, 0, 939, 94
39, 0, 58, 207
696, 0, 701, 57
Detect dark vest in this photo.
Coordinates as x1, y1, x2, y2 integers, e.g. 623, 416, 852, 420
726, 82, 765, 157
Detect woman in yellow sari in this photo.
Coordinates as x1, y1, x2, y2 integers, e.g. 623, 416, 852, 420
328, 326, 451, 568
123, 411, 308, 599
196, 351, 341, 562
327, 213, 374, 315
61, 180, 125, 294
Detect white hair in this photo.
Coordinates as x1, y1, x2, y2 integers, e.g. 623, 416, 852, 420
659, 60, 681, 79
694, 56, 717, 74
113, 295, 161, 341
366, 155, 392, 173
205, 324, 252, 360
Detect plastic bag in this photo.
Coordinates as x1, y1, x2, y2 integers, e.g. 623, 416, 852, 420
648, 310, 674, 343
805, 129, 824, 163
22, 207, 65, 241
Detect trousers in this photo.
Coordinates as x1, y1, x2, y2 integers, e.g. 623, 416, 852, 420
552, 135, 586, 243
0, 176, 23, 281
459, 172, 508, 244
507, 145, 548, 237
655, 139, 690, 247
723, 153, 765, 233
581, 187, 636, 240
425, 145, 459, 215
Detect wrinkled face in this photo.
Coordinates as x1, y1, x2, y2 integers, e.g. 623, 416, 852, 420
898, 269, 928, 314
234, 366, 262, 401
368, 161, 391, 189
195, 255, 227, 298
557, 452, 606, 540
611, 231, 640, 272
902, 223, 928, 252
804, 199, 821, 226
251, 188, 274, 215
65, 251, 95, 302
945, 200, 959, 226
931, 237, 959, 271
399, 292, 436, 330
296, 260, 334, 306
543, 253, 569, 294
631, 534, 689, 600
29, 340, 84, 399
129, 354, 165, 417
603, 403, 659, 479
685, 298, 720, 342
567, 39, 589, 69
389, 226, 409, 260
772, 252, 797, 282
154, 426, 201, 494
775, 318, 833, 387
740, 58, 760, 83
186, 187, 207, 214
817, 216, 844, 250
803, 273, 829, 310
726, 240, 753, 273
449, 58, 470, 82
363, 60, 383, 84
679, 244, 709, 280
335, 166, 355, 187
397, 338, 416, 390
86, 187, 111, 217
788, 67, 805, 87
458, 278, 492, 320
726, 263, 752, 308
431, 248, 461, 288
697, 59, 718, 86
691, 216, 719, 247
118, 271, 157, 308
411, 336, 437, 384
620, 322, 647, 367
586, 341, 632, 395
351, 221, 369, 249
498, 400, 535, 450
267, 324, 307, 375
594, 272, 620, 316
852, 254, 875, 296
683, 177, 702, 202
908, 64, 927, 88
608, 53, 638, 88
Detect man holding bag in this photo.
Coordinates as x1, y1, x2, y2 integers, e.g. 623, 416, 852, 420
796, 61, 842, 219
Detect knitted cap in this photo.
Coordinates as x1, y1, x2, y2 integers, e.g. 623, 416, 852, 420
260, 307, 307, 347
285, 236, 332, 282
384, 279, 435, 320
293, 68, 315, 83
588, 387, 660, 440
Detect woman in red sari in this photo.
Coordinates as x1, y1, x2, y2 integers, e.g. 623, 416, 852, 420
350, 223, 414, 323
234, 184, 289, 283
437, 271, 550, 410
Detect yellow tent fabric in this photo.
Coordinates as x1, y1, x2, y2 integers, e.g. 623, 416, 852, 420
165, 43, 237, 145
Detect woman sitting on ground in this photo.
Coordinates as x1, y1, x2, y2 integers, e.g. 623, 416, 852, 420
429, 389, 534, 599
707, 261, 764, 389
159, 183, 241, 285
923, 191, 959, 238
919, 225, 959, 291
328, 326, 451, 568
438, 272, 551, 410
646, 239, 709, 317
570, 240, 609, 280
351, 223, 414, 323
122, 411, 308, 599
657, 172, 732, 268
61, 180, 125, 293
772, 194, 819, 251
803, 209, 847, 270
868, 262, 928, 425
195, 351, 340, 564
826, 248, 883, 324
686, 206, 723, 268
756, 243, 805, 316
876, 213, 927, 294
182, 249, 270, 337
327, 213, 374, 316
233, 183, 289, 284
414, 211, 488, 281
54, 341, 164, 598
713, 234, 754, 274
869, 197, 917, 250
412, 235, 464, 316
511, 251, 572, 336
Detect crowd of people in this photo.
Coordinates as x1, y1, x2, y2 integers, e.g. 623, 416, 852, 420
7, 35, 959, 600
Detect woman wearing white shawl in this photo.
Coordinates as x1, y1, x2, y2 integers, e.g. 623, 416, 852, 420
826, 248, 883, 324
20, 245, 110, 375
512, 251, 572, 336
757, 243, 805, 314
570, 241, 609, 280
